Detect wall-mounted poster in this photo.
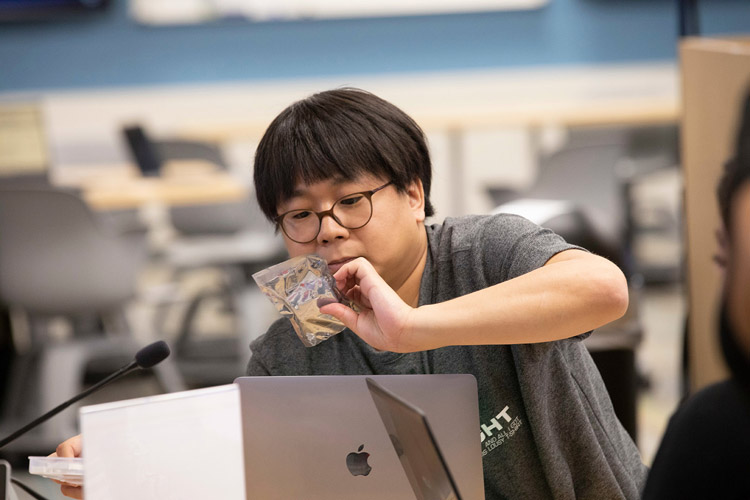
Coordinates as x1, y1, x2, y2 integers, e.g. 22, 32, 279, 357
131, 0, 549, 25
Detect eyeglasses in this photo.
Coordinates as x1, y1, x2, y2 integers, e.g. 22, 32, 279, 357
275, 181, 393, 244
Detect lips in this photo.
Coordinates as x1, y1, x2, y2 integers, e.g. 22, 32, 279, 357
327, 257, 355, 273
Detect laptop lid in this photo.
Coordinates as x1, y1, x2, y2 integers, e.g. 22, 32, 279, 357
234, 374, 484, 500
80, 384, 246, 500
122, 125, 162, 177
366, 377, 462, 500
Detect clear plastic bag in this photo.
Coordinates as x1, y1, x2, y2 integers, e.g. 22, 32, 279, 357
252, 254, 354, 347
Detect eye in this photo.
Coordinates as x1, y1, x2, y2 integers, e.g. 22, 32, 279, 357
290, 210, 312, 220
339, 194, 364, 206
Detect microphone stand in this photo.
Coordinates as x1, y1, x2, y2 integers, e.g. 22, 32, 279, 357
0, 361, 138, 450
0, 363, 139, 500
0, 340, 171, 500
10, 477, 45, 500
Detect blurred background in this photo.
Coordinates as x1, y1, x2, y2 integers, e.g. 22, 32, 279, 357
2, 0, 750, 497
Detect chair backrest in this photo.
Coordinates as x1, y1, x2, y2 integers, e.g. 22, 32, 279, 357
121, 129, 268, 237
156, 140, 227, 170
0, 188, 147, 315
154, 139, 270, 236
168, 195, 275, 236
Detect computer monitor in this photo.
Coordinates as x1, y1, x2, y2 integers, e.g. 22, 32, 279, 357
122, 125, 162, 177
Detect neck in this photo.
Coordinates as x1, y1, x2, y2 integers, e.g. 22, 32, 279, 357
394, 229, 428, 308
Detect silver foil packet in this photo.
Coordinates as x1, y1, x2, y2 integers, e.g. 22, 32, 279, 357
252, 254, 353, 347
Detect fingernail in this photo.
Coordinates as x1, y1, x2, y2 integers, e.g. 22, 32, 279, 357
317, 297, 337, 308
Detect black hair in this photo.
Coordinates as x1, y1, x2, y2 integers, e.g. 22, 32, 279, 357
253, 88, 435, 221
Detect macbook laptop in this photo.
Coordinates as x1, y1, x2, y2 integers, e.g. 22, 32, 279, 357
234, 374, 484, 500
80, 384, 246, 500
366, 377, 463, 500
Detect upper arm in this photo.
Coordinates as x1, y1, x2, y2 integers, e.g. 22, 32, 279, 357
543, 248, 592, 266
478, 214, 582, 282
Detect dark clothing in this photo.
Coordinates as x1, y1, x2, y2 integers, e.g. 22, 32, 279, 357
642, 379, 750, 500
248, 214, 647, 499
643, 305, 750, 500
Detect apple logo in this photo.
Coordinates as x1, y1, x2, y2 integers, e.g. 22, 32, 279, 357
346, 444, 372, 477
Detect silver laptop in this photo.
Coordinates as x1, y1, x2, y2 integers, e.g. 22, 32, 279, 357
234, 374, 484, 500
366, 377, 463, 500
80, 384, 246, 500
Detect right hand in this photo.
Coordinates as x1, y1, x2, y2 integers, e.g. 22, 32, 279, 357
49, 434, 83, 499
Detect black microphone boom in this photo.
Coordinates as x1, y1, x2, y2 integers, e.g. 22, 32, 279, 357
0, 341, 171, 450
134, 340, 171, 368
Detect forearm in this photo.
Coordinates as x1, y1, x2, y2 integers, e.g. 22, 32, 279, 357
410, 252, 629, 349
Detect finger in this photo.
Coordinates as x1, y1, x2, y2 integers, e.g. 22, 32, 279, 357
60, 484, 84, 499
335, 273, 358, 297
346, 285, 371, 310
55, 435, 83, 458
316, 296, 338, 308
345, 287, 361, 305
318, 302, 360, 331
333, 265, 356, 285
333, 258, 378, 288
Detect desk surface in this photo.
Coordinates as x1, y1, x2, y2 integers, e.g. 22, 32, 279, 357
53, 162, 249, 211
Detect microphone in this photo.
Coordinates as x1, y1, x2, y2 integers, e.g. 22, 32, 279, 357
0, 341, 171, 450
134, 340, 171, 369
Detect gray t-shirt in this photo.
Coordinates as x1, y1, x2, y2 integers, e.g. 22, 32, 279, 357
247, 214, 647, 499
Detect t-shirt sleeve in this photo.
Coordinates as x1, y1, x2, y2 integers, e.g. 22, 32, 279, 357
480, 214, 584, 284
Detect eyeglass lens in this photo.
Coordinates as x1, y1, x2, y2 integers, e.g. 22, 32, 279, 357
281, 192, 374, 243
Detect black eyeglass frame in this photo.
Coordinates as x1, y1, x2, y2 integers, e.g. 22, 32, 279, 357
274, 181, 393, 244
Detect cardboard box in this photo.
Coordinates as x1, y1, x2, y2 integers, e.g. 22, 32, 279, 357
680, 37, 750, 391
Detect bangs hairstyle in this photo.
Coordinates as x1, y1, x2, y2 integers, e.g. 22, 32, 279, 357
253, 88, 434, 221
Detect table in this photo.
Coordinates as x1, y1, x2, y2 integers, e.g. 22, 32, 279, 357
52, 161, 250, 211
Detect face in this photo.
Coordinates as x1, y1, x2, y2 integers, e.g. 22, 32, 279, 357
275, 175, 427, 292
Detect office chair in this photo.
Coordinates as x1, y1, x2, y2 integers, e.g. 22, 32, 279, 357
0, 188, 185, 453
121, 128, 285, 386
162, 197, 284, 387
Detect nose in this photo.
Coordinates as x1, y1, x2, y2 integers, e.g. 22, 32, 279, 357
316, 213, 349, 244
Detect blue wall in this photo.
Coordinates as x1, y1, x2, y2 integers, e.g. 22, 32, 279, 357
2, 0, 750, 92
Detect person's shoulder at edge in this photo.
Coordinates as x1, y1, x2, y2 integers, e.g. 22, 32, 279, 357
643, 379, 750, 499
666, 378, 750, 433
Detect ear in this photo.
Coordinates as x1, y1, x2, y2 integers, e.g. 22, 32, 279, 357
405, 179, 426, 224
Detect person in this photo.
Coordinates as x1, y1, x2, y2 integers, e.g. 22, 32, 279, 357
641, 92, 750, 500
54, 88, 646, 499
